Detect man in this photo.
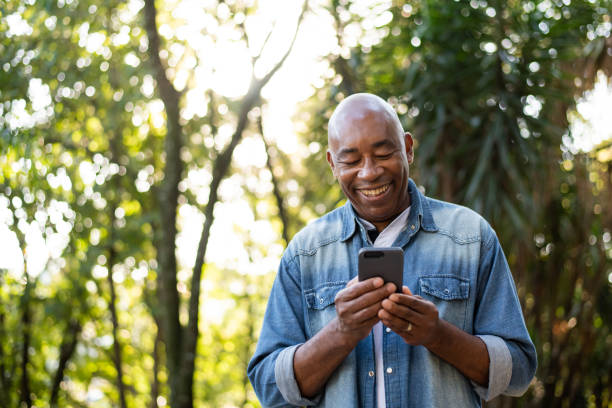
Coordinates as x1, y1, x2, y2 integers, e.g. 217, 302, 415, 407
248, 93, 537, 407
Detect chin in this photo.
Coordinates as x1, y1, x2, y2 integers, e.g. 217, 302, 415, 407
359, 209, 393, 222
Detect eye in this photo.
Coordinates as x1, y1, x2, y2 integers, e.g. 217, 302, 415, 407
340, 159, 360, 166
376, 152, 394, 160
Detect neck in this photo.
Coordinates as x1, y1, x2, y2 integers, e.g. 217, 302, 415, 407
367, 206, 411, 232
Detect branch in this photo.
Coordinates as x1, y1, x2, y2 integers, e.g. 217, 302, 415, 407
252, 20, 276, 65
257, 0, 308, 85
328, 2, 357, 94
50, 320, 80, 407
206, 89, 219, 145
181, 0, 310, 393
258, 113, 290, 245
236, 5, 279, 67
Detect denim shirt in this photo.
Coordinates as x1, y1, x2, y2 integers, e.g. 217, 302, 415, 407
248, 179, 537, 407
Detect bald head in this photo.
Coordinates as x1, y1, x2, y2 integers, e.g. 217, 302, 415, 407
328, 93, 405, 147
325, 93, 414, 230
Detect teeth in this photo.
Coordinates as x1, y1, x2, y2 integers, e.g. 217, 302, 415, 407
360, 184, 389, 197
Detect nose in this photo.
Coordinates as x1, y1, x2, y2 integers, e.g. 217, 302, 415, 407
357, 157, 382, 180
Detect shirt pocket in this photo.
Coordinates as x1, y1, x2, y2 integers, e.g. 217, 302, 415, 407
418, 275, 470, 330
304, 281, 347, 337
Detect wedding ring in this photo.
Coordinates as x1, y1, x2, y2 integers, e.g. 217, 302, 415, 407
405, 322, 412, 332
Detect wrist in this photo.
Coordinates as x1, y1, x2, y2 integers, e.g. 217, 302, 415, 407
328, 317, 362, 351
423, 319, 446, 351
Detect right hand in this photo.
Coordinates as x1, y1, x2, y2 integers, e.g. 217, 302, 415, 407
333, 276, 396, 346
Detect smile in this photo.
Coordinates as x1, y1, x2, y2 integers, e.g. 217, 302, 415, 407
358, 184, 390, 197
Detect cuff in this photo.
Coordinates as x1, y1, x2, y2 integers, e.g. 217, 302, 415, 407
274, 344, 322, 406
471, 334, 512, 401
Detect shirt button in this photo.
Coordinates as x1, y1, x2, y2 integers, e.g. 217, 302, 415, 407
386, 367, 393, 374
319, 298, 324, 303
410, 225, 416, 230
444, 289, 450, 295
368, 371, 375, 377
385, 327, 391, 333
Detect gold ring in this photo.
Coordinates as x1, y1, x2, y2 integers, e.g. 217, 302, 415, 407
405, 322, 412, 332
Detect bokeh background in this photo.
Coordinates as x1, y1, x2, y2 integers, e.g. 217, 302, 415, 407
1, 0, 611, 407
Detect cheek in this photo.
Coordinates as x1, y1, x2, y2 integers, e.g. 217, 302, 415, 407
391, 163, 408, 180
337, 170, 355, 185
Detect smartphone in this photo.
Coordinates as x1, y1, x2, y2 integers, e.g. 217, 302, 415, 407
358, 247, 404, 293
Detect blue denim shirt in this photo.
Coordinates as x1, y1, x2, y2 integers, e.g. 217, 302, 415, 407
248, 179, 537, 407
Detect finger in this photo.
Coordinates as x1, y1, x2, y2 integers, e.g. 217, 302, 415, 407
380, 314, 409, 330
388, 293, 431, 314
379, 302, 422, 324
360, 315, 382, 330
346, 276, 359, 287
350, 301, 384, 324
381, 317, 418, 342
338, 277, 384, 301
342, 283, 395, 312
337, 278, 388, 303
402, 285, 413, 295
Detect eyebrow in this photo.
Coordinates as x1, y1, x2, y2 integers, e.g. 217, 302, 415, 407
372, 140, 394, 149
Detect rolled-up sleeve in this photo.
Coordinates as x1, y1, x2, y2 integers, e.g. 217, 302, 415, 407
248, 252, 319, 407
472, 334, 513, 400
472, 226, 537, 401
274, 344, 322, 406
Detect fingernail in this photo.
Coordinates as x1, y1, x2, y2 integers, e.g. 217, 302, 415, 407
373, 277, 384, 287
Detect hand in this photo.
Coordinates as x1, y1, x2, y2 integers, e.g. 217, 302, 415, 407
333, 277, 396, 347
378, 286, 442, 347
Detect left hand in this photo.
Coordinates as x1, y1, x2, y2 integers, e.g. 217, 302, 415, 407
378, 286, 441, 347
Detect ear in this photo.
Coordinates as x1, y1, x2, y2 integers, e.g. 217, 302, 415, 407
326, 150, 337, 176
404, 132, 414, 164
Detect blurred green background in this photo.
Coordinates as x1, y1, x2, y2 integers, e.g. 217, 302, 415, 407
1, 0, 611, 407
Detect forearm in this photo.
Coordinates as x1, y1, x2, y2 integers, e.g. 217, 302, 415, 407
425, 319, 490, 386
293, 317, 357, 398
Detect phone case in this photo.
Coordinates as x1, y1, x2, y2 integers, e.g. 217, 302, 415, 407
358, 247, 404, 293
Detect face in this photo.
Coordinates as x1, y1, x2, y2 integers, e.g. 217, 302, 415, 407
327, 112, 414, 230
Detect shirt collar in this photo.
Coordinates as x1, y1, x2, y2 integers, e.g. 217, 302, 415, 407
358, 206, 411, 247
340, 178, 438, 242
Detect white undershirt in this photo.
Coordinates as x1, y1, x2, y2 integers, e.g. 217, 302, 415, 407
358, 206, 411, 408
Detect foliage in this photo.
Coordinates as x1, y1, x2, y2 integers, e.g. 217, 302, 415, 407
1, 0, 611, 407
0, 0, 298, 405
295, 1, 612, 406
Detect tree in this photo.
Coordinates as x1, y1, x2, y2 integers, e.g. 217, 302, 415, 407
295, 0, 612, 406
1, 0, 309, 406
142, 0, 307, 405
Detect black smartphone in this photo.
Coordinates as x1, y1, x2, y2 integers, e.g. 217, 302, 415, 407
358, 247, 404, 293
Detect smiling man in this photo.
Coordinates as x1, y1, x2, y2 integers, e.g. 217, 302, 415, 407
248, 93, 536, 407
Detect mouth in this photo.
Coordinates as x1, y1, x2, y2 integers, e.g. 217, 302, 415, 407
357, 183, 391, 198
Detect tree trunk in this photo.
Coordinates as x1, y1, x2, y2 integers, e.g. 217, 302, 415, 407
107, 234, 128, 408
143, 1, 308, 406
50, 320, 80, 407
258, 113, 291, 245
0, 304, 11, 406
19, 270, 32, 408
143, 0, 184, 405
149, 322, 161, 408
